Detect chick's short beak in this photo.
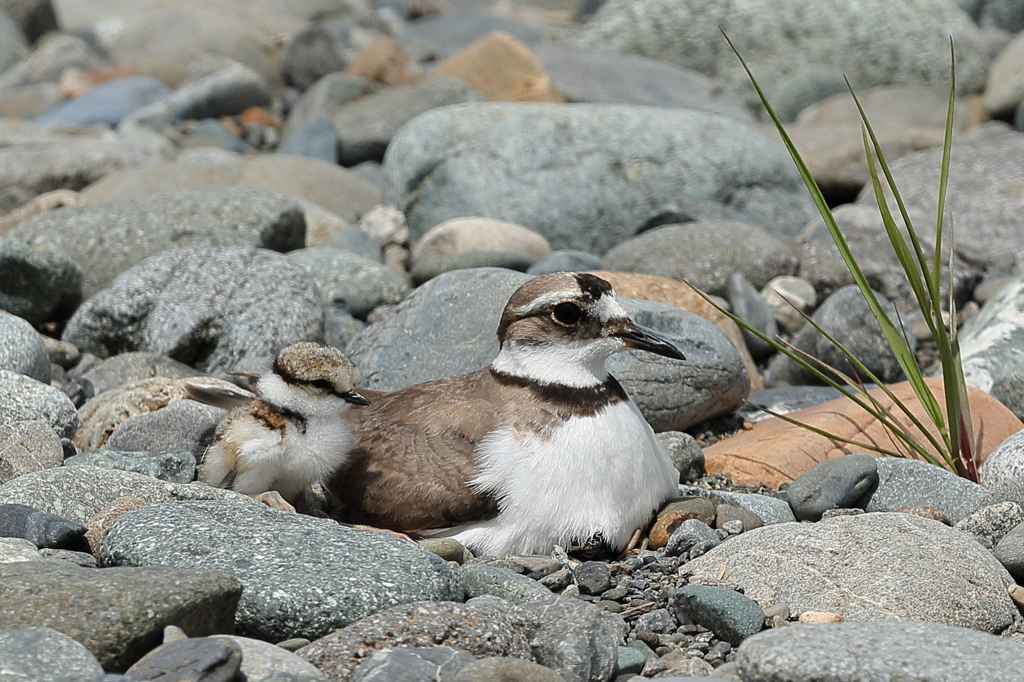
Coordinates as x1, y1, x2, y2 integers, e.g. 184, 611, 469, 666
614, 323, 686, 361
341, 389, 371, 406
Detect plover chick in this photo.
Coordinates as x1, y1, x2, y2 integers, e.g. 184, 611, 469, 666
186, 342, 370, 510
327, 272, 684, 556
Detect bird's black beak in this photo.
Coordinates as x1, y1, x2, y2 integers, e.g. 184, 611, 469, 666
341, 389, 371, 406
614, 323, 686, 361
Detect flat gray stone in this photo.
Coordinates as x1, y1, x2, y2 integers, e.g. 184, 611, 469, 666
210, 635, 326, 681
0, 313, 50, 382
0, 561, 241, 671
0, 627, 103, 682
864, 457, 985, 523
602, 221, 799, 296
104, 400, 221, 466
461, 562, 551, 604
64, 449, 196, 485
63, 247, 323, 377
99, 501, 464, 642
0, 536, 40, 562
955, 273, 1024, 421
0, 419, 62, 484
298, 601, 531, 681
76, 352, 202, 397
123, 637, 242, 682
9, 186, 306, 297
288, 247, 409, 319
981, 427, 1024, 486
672, 585, 764, 645
580, 0, 987, 104
0, 237, 83, 327
684, 512, 1021, 633
381, 103, 815, 253
349, 646, 474, 682
678, 485, 796, 525
0, 502, 86, 550
735, 621, 1024, 682
33, 75, 171, 128
955, 501, 1024, 550
0, 467, 256, 525
787, 453, 878, 522
0, 370, 77, 439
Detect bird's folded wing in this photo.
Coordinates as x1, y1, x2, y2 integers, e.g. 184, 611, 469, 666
182, 378, 255, 411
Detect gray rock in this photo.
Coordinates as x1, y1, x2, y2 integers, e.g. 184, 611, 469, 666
209, 635, 326, 681
120, 62, 271, 131
532, 44, 753, 122
40, 547, 96, 568
765, 285, 914, 387
411, 251, 536, 286
580, 0, 987, 104
450, 657, 565, 682
955, 501, 1024, 550
288, 247, 409, 319
0, 0, 57, 43
382, 103, 816, 253
0, 627, 103, 682
282, 26, 348, 92
0, 502, 86, 549
284, 73, 381, 136
736, 621, 1024, 682
33, 75, 171, 127
672, 586, 764, 645
685, 512, 1021, 633
526, 249, 603, 275
786, 453, 878, 522
615, 646, 646, 676
0, 561, 241, 671
0, 370, 77, 439
0, 467, 256, 525
62, 247, 322, 377
0, 419, 62, 484
955, 274, 1024, 421
349, 646, 475, 682
726, 272, 778, 359
678, 485, 796, 525
961, 0, 1024, 32
514, 595, 624, 682
0, 314, 49, 382
76, 352, 202, 397
857, 125, 1024, 271
737, 385, 851, 424
993, 522, 1024, 579
399, 9, 540, 61
323, 308, 366, 350
187, 118, 246, 153
864, 457, 985, 523
0, 535, 40, 562
574, 561, 612, 595
99, 501, 464, 642
0, 32, 103, 90
634, 608, 675, 634
656, 431, 705, 483
461, 562, 551, 604
0, 6, 30, 79
124, 637, 242, 682
321, 224, 382, 262
664, 518, 719, 559
276, 117, 337, 164
104, 400, 221, 466
64, 449, 196, 484
9, 186, 306, 297
333, 76, 484, 166
0, 237, 83, 327
981, 428, 1024, 487
0, 133, 158, 198
603, 221, 799, 296
297, 601, 532, 681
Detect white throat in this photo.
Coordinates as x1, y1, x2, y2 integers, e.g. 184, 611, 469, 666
256, 373, 349, 417
490, 338, 621, 388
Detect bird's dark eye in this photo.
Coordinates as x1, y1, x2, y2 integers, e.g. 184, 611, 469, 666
551, 301, 582, 326
311, 379, 332, 390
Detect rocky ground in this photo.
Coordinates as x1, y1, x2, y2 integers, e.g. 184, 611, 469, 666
4, 0, 1024, 680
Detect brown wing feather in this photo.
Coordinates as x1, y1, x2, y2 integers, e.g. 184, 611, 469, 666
327, 369, 501, 530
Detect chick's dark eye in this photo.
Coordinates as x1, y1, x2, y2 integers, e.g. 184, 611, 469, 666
551, 301, 582, 326
311, 379, 332, 390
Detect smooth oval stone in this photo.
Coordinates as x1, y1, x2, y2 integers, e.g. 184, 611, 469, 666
664, 518, 719, 559
33, 75, 171, 127
0, 502, 86, 550
863, 457, 984, 524
0, 237, 83, 327
0, 314, 50, 383
288, 246, 410, 318
349, 645, 474, 682
672, 585, 765, 645
786, 453, 878, 521
64, 450, 197, 485
980, 428, 1024, 487
461, 562, 551, 604
0, 370, 78, 439
411, 251, 537, 285
0, 627, 103, 681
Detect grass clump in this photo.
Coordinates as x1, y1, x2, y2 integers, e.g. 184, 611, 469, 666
709, 33, 979, 482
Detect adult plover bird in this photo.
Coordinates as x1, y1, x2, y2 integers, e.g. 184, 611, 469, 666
185, 342, 370, 509
328, 272, 684, 556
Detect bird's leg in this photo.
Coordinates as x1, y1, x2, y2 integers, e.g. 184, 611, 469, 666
250, 490, 297, 513
617, 527, 644, 559
343, 522, 418, 544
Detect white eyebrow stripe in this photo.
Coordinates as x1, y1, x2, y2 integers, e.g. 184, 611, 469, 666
596, 294, 629, 323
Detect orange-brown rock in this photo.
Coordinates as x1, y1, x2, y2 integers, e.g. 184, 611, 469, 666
85, 495, 146, 556
429, 31, 562, 102
588, 271, 763, 392
345, 37, 423, 86
704, 378, 1023, 488
798, 610, 844, 624
648, 497, 717, 549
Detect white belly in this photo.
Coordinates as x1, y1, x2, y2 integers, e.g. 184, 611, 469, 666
444, 399, 679, 556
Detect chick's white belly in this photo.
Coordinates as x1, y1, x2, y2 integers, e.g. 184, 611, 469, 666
454, 399, 678, 556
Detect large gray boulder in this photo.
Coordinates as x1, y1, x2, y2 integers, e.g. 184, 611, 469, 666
381, 103, 816, 253
579, 0, 988, 106
100, 501, 465, 642
684, 512, 1021, 634
9, 186, 306, 297
62, 247, 323, 377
